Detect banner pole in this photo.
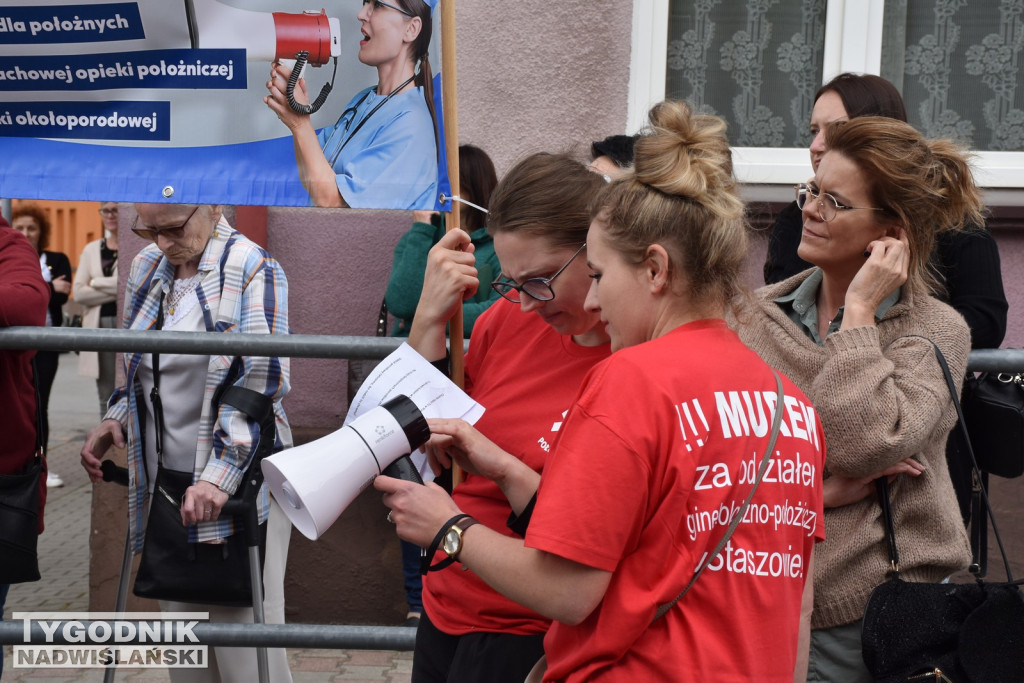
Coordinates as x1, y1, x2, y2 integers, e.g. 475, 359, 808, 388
440, 0, 465, 486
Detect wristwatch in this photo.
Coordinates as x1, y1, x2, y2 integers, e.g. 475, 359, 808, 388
442, 517, 479, 561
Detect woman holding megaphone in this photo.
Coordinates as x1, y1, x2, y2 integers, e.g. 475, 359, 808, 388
376, 102, 826, 681
373, 152, 611, 682
265, 0, 438, 210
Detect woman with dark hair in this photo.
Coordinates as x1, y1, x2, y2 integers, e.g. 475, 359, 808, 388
386, 144, 500, 337
376, 102, 825, 681
382, 152, 611, 682
740, 117, 978, 681
764, 72, 1006, 351
11, 204, 72, 488
265, 0, 439, 209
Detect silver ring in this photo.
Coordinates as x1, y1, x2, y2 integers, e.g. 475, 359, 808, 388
387, 510, 394, 524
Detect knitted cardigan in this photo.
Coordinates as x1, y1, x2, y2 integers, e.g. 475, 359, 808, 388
733, 270, 971, 629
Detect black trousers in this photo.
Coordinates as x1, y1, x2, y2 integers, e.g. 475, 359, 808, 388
33, 350, 60, 452
413, 608, 545, 683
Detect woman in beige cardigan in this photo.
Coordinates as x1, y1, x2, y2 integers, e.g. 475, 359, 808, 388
73, 202, 119, 416
735, 117, 979, 682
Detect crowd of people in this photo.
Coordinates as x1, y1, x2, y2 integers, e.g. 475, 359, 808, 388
0, 69, 1011, 682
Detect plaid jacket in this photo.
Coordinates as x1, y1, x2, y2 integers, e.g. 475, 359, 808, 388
105, 219, 292, 552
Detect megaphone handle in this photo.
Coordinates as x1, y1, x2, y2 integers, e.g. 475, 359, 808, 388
382, 454, 424, 485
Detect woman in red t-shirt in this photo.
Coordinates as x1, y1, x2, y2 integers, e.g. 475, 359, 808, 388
396, 152, 611, 682
377, 101, 827, 682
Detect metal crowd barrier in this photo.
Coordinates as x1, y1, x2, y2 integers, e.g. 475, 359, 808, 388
1, 325, 1022, 654
0, 621, 415, 649
0, 326, 1021, 371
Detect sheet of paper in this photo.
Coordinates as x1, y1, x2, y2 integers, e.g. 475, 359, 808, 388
345, 342, 485, 427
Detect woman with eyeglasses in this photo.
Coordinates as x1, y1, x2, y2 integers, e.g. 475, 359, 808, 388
377, 152, 610, 682
74, 202, 121, 417
80, 204, 294, 683
265, 0, 438, 209
376, 102, 826, 682
735, 117, 977, 682
764, 73, 1007, 351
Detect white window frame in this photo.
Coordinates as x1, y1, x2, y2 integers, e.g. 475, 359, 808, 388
630, 0, 1024, 190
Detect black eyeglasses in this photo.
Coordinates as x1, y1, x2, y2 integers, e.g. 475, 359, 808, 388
362, 0, 414, 18
131, 206, 199, 242
796, 182, 885, 223
491, 243, 586, 304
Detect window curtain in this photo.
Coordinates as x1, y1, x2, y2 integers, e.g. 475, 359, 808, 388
665, 0, 827, 147
882, 0, 1024, 151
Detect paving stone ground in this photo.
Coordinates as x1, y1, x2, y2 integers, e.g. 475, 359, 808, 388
2, 353, 411, 682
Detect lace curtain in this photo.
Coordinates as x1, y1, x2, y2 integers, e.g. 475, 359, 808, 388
665, 0, 827, 148
882, 0, 1024, 151
665, 0, 1024, 152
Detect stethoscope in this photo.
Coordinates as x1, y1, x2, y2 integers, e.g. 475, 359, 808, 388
323, 73, 416, 167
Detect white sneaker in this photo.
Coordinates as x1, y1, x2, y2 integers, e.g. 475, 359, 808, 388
46, 471, 64, 488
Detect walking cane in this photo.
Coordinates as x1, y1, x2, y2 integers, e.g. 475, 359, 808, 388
99, 460, 130, 683
98, 385, 276, 683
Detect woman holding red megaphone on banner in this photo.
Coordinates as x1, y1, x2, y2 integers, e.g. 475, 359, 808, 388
265, 0, 439, 210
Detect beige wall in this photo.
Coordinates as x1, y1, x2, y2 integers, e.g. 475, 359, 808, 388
453, 0, 633, 174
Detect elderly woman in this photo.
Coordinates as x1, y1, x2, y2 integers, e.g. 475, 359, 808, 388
79, 204, 293, 683
376, 101, 825, 682
73, 202, 121, 417
736, 117, 979, 682
265, 0, 438, 209
12, 204, 72, 488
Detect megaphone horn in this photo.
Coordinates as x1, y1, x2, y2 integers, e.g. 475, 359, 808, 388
262, 395, 430, 540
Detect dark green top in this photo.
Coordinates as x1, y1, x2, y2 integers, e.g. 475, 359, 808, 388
385, 218, 501, 337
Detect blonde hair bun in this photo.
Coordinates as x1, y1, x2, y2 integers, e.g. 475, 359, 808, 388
634, 101, 744, 222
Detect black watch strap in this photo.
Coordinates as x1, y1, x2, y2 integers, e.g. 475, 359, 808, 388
421, 513, 470, 575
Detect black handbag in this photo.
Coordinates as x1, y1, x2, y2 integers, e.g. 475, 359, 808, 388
962, 370, 1024, 478
0, 357, 46, 585
0, 456, 43, 585
133, 464, 267, 607
861, 341, 1024, 683
132, 300, 275, 606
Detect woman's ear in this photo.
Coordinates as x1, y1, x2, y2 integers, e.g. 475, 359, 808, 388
404, 16, 422, 44
207, 205, 224, 225
645, 244, 671, 293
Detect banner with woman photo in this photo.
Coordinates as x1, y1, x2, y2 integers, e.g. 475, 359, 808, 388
0, 0, 449, 209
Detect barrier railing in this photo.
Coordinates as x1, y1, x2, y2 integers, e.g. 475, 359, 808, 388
0, 621, 415, 649
1, 325, 1022, 654
0, 326, 1021, 371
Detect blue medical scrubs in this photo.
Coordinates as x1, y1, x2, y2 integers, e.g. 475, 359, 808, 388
317, 85, 438, 210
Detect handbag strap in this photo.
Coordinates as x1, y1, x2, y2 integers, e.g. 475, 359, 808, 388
149, 298, 166, 469
877, 336, 1016, 583
31, 356, 44, 457
653, 368, 786, 621
925, 339, 1015, 582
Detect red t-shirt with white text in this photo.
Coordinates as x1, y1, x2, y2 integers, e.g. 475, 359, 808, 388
528, 320, 825, 682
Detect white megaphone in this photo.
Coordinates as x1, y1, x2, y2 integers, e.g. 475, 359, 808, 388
262, 395, 430, 540
184, 0, 342, 65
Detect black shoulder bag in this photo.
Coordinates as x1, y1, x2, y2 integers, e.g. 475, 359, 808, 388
861, 340, 1024, 683
133, 301, 275, 606
0, 357, 46, 584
